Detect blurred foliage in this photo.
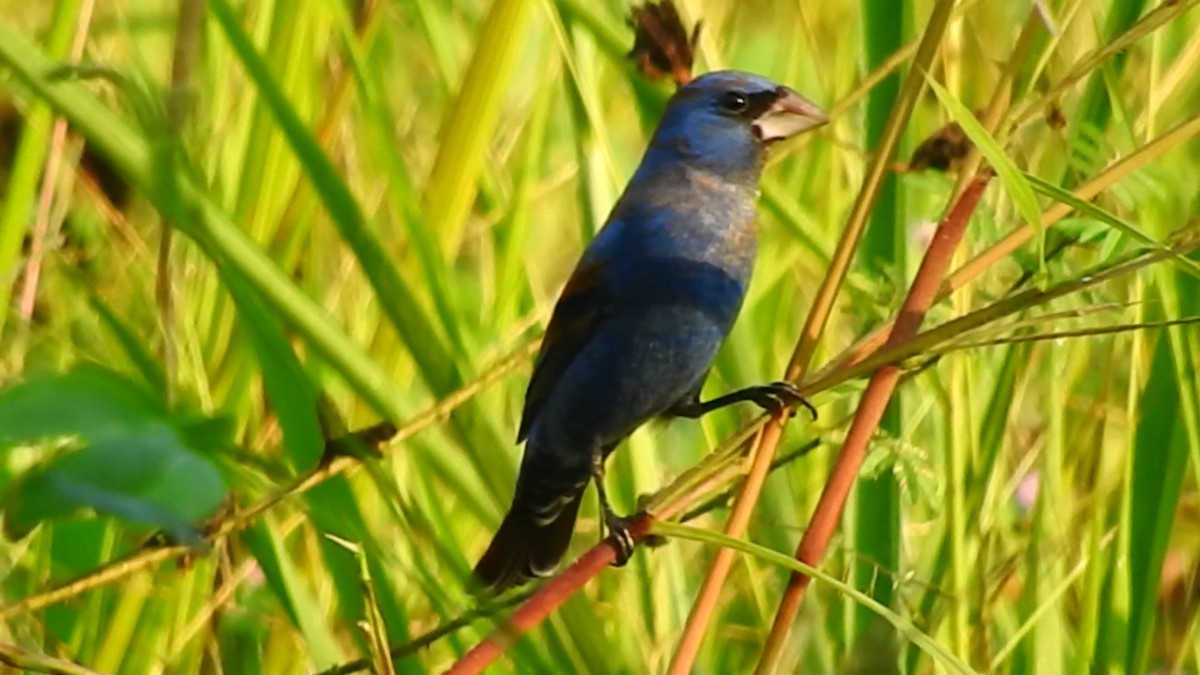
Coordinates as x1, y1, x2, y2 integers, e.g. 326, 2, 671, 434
0, 0, 1199, 673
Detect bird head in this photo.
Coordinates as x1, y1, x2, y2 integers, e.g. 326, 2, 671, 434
646, 70, 827, 179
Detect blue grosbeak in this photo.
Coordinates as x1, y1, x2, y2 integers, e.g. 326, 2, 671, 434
475, 71, 827, 591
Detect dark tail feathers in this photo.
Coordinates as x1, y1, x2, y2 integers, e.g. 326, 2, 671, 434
474, 496, 583, 592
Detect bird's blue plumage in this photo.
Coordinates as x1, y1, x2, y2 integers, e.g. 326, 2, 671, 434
476, 70, 826, 590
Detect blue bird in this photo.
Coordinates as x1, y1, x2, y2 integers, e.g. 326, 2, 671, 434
475, 71, 827, 591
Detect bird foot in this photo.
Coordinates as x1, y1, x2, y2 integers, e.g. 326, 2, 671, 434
604, 512, 636, 567
592, 451, 637, 567
749, 381, 817, 420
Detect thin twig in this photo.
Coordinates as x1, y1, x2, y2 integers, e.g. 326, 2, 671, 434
444, 517, 656, 675
931, 315, 1200, 352
157, 0, 206, 405
320, 440, 822, 675
16, 0, 95, 327
437, 221, 1200, 675
755, 175, 990, 674
813, 110, 1200, 382
803, 234, 1200, 397
0, 643, 103, 675
445, 424, 790, 675
1009, 0, 1200, 131
0, 339, 537, 620
665, 1, 959, 671
316, 588, 536, 675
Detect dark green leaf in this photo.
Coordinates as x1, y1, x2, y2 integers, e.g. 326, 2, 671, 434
0, 367, 227, 541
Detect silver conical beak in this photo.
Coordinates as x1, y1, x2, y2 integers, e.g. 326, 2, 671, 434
753, 88, 828, 142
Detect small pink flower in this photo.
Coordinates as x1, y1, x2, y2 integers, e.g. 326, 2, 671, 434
1014, 471, 1040, 513
910, 220, 938, 249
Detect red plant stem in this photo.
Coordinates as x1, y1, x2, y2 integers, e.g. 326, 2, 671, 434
445, 517, 655, 675
447, 175, 989, 674
17, 0, 97, 324
755, 174, 990, 674
667, 422, 778, 674
809, 111, 1200, 383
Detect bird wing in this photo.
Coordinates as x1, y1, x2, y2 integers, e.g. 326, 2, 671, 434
517, 258, 614, 442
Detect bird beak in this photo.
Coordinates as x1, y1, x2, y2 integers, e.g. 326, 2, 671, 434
752, 88, 828, 143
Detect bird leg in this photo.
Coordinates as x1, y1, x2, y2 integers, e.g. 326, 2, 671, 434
672, 381, 817, 420
591, 450, 635, 567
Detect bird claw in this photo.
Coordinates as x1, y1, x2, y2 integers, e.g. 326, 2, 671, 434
605, 513, 636, 567
752, 381, 817, 421
593, 455, 637, 567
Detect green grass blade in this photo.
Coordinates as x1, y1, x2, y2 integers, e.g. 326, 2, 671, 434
222, 268, 323, 472
0, 0, 81, 341
653, 521, 978, 675
242, 519, 344, 670
0, 18, 402, 422
422, 0, 537, 257
1126, 269, 1200, 672
852, 0, 905, 664
1022, 171, 1200, 281
206, 0, 458, 389
926, 77, 1046, 277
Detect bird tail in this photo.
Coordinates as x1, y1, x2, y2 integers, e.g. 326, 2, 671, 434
474, 494, 583, 592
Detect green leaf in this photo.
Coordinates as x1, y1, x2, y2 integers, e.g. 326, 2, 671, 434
223, 269, 323, 472
0, 367, 227, 542
652, 521, 979, 675
1125, 269, 1200, 673
855, 0, 905, 656
0, 366, 166, 444
422, 0, 537, 257
205, 0, 474, 413
1022, 171, 1200, 281
86, 294, 168, 396
0, 18, 406, 426
0, 0, 81, 342
925, 77, 1046, 277
243, 520, 345, 669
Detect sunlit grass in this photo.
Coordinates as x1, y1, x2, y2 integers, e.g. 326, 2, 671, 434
1, 1, 1199, 673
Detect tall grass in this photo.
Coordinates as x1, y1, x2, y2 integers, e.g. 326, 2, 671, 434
1, 1, 1200, 673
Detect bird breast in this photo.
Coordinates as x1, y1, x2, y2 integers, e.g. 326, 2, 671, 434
653, 165, 758, 275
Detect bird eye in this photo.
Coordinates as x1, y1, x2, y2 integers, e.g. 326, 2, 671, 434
720, 91, 749, 114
